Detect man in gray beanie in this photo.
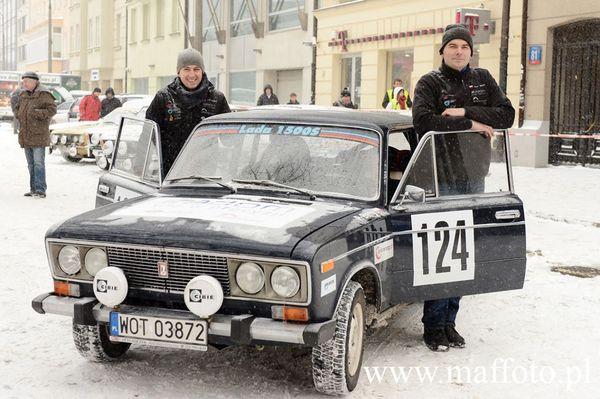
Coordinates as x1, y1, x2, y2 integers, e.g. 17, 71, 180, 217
146, 47, 230, 175
412, 24, 515, 352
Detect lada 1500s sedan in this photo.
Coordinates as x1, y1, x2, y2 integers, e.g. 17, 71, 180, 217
32, 108, 526, 395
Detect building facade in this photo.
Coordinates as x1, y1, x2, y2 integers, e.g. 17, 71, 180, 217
314, 0, 600, 166
0, 0, 18, 70
16, 0, 70, 73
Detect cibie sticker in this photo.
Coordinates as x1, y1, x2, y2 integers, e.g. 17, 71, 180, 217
321, 275, 336, 297
411, 210, 475, 286
374, 239, 394, 265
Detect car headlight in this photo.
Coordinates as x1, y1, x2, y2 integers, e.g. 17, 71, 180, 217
51, 134, 59, 144
68, 145, 78, 157
58, 245, 81, 275
102, 140, 114, 155
91, 133, 100, 145
60, 135, 68, 144
271, 266, 300, 298
117, 141, 128, 156
84, 247, 108, 276
72, 136, 79, 144
236, 262, 265, 294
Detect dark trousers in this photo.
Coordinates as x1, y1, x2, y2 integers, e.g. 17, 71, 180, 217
422, 297, 461, 329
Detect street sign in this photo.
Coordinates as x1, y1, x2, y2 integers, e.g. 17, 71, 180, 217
90, 69, 100, 81
528, 45, 543, 65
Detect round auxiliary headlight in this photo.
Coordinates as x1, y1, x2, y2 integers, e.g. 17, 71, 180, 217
51, 134, 59, 144
72, 136, 79, 144
96, 155, 108, 170
117, 141, 128, 157
102, 140, 113, 155
122, 158, 133, 171
85, 247, 108, 276
68, 146, 78, 157
235, 262, 265, 294
271, 266, 300, 298
90, 133, 100, 145
58, 245, 81, 275
60, 135, 68, 145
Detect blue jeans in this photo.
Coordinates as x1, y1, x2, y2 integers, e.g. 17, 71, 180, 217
422, 297, 461, 329
24, 147, 47, 194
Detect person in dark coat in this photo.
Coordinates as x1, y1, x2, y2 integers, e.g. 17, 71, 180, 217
15, 71, 57, 198
412, 24, 515, 352
10, 86, 23, 134
100, 87, 122, 117
287, 92, 300, 105
256, 84, 279, 106
146, 48, 231, 175
333, 88, 358, 109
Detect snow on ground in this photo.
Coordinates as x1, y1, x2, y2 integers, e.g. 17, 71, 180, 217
0, 122, 599, 398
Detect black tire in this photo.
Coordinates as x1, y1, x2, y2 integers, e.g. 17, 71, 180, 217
62, 153, 82, 163
312, 281, 366, 395
72, 321, 130, 362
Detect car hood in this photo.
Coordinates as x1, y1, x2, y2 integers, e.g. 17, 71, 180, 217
50, 120, 99, 133
47, 194, 362, 258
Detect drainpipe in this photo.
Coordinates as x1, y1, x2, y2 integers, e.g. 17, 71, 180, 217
519, 0, 528, 127
310, 0, 318, 104
499, 0, 510, 93
125, 5, 129, 92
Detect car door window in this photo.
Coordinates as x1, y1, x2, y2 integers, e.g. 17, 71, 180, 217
112, 117, 161, 185
394, 130, 511, 202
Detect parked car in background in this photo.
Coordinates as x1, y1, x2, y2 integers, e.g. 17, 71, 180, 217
50, 96, 152, 164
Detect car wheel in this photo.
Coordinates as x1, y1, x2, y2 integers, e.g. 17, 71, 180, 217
62, 153, 82, 163
72, 321, 130, 362
312, 280, 366, 395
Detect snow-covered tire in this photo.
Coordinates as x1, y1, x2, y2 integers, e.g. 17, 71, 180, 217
312, 281, 366, 395
72, 321, 130, 362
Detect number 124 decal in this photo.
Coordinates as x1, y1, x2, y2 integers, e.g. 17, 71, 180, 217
411, 210, 475, 286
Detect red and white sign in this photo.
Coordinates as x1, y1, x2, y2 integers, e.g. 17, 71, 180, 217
374, 239, 394, 265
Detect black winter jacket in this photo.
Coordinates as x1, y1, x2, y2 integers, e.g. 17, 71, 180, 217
100, 97, 122, 117
412, 62, 515, 193
146, 75, 230, 175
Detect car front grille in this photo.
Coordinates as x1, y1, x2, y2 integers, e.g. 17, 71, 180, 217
106, 246, 230, 295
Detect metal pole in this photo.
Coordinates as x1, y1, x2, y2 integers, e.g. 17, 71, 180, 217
125, 5, 129, 92
499, 0, 510, 93
310, 0, 318, 104
518, 0, 528, 127
48, 0, 52, 72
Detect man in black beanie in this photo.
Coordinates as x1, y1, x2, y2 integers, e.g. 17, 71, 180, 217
146, 48, 230, 175
412, 24, 515, 352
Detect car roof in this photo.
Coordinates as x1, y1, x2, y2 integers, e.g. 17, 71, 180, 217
203, 106, 414, 133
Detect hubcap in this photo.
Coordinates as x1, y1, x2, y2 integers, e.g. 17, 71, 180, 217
347, 301, 364, 376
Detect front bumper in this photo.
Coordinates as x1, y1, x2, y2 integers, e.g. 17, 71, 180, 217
32, 293, 335, 347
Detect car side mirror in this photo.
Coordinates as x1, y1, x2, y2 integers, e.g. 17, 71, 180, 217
406, 185, 426, 203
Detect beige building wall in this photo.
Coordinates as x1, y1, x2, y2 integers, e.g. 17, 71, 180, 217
315, 0, 523, 111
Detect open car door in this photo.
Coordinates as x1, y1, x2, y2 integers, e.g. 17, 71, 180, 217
387, 129, 526, 303
95, 117, 162, 208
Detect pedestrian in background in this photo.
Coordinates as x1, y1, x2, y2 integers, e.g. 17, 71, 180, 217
146, 48, 230, 175
382, 78, 412, 109
79, 88, 102, 121
100, 87, 122, 117
287, 92, 300, 105
15, 71, 57, 199
257, 84, 279, 106
333, 88, 358, 109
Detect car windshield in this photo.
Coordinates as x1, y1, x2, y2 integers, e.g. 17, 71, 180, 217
167, 123, 381, 200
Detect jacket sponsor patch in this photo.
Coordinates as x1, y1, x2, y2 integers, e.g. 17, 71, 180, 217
374, 239, 394, 264
321, 275, 336, 297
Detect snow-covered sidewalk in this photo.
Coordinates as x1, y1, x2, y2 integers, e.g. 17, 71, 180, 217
1, 123, 599, 398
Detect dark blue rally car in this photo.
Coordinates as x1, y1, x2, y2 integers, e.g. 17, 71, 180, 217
32, 107, 526, 395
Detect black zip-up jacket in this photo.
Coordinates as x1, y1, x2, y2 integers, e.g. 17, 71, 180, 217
412, 62, 515, 192
100, 97, 122, 117
146, 75, 230, 175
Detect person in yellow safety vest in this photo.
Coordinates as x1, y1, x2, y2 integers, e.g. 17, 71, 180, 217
386, 86, 411, 110
382, 78, 412, 109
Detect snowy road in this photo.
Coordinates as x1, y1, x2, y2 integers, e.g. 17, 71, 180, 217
1, 122, 599, 398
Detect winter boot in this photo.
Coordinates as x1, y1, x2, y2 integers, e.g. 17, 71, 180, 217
445, 325, 466, 348
423, 327, 450, 352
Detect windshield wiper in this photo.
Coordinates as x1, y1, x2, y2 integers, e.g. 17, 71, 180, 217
231, 179, 316, 200
166, 175, 237, 193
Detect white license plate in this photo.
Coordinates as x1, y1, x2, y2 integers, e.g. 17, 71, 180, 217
109, 312, 208, 349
